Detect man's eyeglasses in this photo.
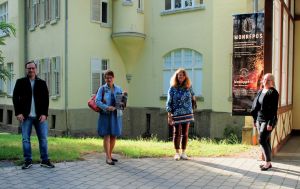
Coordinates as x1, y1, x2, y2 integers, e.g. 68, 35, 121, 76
26, 67, 36, 70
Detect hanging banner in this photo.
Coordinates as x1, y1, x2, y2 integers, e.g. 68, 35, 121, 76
232, 13, 264, 115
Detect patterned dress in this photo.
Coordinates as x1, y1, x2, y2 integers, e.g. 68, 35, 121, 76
166, 86, 195, 125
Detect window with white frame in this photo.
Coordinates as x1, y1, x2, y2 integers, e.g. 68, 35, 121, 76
0, 2, 8, 36
50, 56, 60, 96
101, 0, 108, 24
91, 58, 109, 94
288, 19, 293, 105
91, 0, 111, 26
44, 0, 50, 22
32, 0, 39, 28
272, 0, 294, 108
138, 0, 144, 12
0, 64, 4, 93
6, 63, 14, 96
91, 0, 101, 22
163, 49, 203, 96
281, 11, 288, 106
37, 58, 51, 95
165, 0, 203, 10
272, 0, 281, 95
50, 0, 60, 21
39, 0, 45, 26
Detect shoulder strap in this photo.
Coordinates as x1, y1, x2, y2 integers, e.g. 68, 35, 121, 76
101, 86, 105, 102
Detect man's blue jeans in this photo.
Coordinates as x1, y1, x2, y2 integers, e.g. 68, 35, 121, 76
21, 117, 49, 161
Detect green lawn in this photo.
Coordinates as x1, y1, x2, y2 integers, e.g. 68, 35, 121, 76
0, 133, 250, 164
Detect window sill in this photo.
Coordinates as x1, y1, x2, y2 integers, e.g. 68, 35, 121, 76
51, 95, 60, 100
50, 19, 58, 25
160, 95, 204, 101
137, 8, 144, 14
122, 1, 133, 6
29, 27, 36, 32
100, 23, 112, 28
160, 4, 206, 16
39, 23, 46, 29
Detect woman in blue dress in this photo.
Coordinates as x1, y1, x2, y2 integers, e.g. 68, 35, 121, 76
166, 68, 195, 160
96, 70, 124, 165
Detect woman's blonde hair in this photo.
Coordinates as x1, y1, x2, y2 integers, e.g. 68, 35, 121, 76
264, 73, 276, 88
170, 68, 191, 88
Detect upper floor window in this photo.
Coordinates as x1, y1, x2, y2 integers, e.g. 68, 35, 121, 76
137, 0, 144, 12
165, 0, 203, 11
163, 49, 203, 96
27, 0, 60, 30
0, 2, 8, 36
91, 0, 111, 27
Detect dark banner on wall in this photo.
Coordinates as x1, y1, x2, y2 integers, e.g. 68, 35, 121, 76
232, 13, 264, 115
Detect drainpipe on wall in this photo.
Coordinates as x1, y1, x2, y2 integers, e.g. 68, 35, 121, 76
65, 0, 70, 135
253, 0, 258, 13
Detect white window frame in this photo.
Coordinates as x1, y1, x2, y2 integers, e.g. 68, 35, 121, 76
31, 0, 39, 28
0, 64, 4, 93
39, 0, 45, 27
6, 62, 14, 96
91, 0, 101, 23
91, 58, 109, 95
50, 0, 60, 23
280, 10, 288, 106
100, 0, 111, 27
37, 58, 51, 95
165, 0, 201, 11
137, 0, 144, 12
272, 0, 281, 95
0, 2, 8, 36
163, 49, 203, 96
50, 56, 60, 97
44, 0, 50, 23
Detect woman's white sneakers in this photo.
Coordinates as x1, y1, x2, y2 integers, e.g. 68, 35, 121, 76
180, 153, 188, 160
174, 153, 181, 160
174, 153, 188, 160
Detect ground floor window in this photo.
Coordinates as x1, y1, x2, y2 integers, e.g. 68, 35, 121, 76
163, 48, 203, 96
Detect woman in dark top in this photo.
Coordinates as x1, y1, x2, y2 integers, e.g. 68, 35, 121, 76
251, 73, 279, 171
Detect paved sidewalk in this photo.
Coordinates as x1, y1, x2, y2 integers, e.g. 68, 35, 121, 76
1, 155, 300, 189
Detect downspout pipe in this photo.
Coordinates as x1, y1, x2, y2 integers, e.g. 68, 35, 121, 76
65, 0, 69, 135
253, 0, 258, 13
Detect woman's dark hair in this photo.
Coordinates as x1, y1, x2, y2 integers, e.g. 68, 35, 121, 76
104, 70, 114, 78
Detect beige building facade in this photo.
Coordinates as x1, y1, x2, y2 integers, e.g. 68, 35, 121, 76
0, 0, 299, 147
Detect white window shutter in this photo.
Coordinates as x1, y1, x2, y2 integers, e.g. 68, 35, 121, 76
91, 58, 101, 94
91, 0, 101, 22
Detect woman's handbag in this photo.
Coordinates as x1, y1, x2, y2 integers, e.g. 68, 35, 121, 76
88, 87, 104, 112
88, 94, 100, 112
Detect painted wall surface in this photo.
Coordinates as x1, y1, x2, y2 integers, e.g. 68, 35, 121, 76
26, 1, 65, 109
125, 0, 213, 109
67, 0, 126, 109
0, 0, 25, 104
211, 0, 249, 112
293, 21, 300, 130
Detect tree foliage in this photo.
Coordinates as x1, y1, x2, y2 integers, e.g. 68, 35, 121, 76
0, 22, 16, 81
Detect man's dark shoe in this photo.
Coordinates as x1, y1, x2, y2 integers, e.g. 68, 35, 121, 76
40, 160, 55, 168
22, 160, 33, 169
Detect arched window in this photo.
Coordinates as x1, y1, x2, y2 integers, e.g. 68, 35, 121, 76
163, 49, 203, 96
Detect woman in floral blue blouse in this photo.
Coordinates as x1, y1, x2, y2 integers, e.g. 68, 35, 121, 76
166, 68, 196, 160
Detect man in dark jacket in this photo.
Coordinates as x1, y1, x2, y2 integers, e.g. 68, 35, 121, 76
13, 61, 54, 169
